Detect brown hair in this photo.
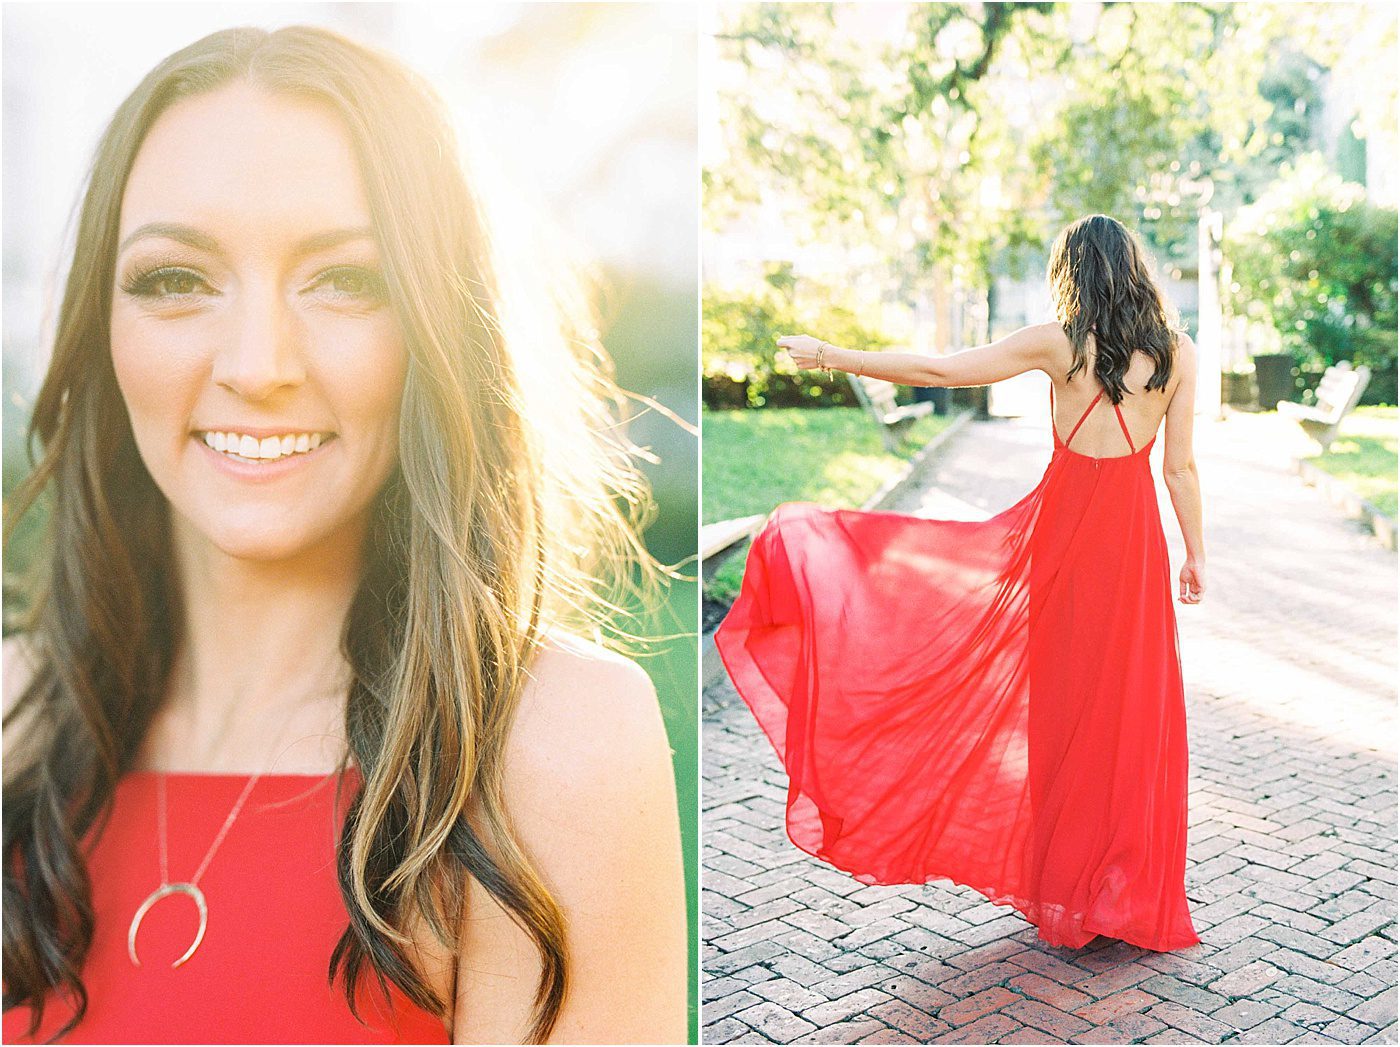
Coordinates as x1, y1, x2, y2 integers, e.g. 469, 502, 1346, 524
3, 24, 667, 1043
1047, 214, 1181, 400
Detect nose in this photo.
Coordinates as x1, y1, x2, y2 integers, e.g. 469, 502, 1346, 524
210, 276, 306, 400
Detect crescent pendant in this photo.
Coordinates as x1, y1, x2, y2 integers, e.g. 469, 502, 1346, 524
127, 882, 208, 968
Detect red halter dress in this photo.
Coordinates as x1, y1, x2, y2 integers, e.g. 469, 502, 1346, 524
715, 379, 1200, 951
3, 766, 452, 1044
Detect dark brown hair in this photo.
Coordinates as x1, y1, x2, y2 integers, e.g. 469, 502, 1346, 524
1047, 214, 1181, 400
3, 24, 666, 1044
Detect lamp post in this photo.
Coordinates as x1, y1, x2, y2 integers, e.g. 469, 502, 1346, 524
1197, 207, 1225, 421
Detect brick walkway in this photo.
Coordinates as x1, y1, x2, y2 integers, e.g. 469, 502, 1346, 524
702, 407, 1397, 1045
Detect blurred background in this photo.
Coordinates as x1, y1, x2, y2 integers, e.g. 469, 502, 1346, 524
704, 1, 1396, 408
701, 0, 1396, 602
2, 3, 699, 1036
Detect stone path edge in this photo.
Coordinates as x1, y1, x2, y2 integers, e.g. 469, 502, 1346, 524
1293, 455, 1397, 552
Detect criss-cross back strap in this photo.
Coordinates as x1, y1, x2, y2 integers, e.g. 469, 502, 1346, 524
1111, 398, 1136, 452
1051, 382, 1137, 453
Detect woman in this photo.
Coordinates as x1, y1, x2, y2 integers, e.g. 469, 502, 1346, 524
3, 25, 687, 1045
715, 214, 1206, 952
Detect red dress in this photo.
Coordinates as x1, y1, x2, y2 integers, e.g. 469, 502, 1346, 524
3, 767, 452, 1044
714, 379, 1201, 951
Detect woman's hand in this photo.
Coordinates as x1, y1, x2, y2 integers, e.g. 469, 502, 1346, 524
1179, 559, 1205, 604
776, 334, 825, 370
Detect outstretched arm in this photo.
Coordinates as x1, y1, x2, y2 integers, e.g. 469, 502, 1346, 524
779, 322, 1061, 388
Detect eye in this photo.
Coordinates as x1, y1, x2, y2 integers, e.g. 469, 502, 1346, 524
311, 266, 388, 303
121, 266, 213, 300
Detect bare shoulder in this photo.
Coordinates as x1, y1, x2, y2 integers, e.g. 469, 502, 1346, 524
1174, 329, 1198, 367
1024, 321, 1070, 350
1161, 331, 1198, 473
1169, 330, 1198, 400
452, 625, 686, 1043
1034, 321, 1073, 374
510, 627, 670, 780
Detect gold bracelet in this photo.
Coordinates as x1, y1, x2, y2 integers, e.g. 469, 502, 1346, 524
819, 341, 831, 374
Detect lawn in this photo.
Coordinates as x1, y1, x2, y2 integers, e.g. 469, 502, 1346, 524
702, 405, 957, 523
1301, 405, 1398, 517
702, 405, 958, 603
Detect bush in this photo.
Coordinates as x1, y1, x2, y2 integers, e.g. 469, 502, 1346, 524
1225, 153, 1398, 403
703, 275, 893, 409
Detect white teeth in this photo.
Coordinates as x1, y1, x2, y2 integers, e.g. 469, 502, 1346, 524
201, 431, 328, 462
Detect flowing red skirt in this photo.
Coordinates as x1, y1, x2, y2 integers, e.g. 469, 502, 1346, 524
714, 401, 1200, 952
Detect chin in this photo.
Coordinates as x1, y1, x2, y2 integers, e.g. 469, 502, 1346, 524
184, 510, 346, 565
212, 530, 327, 565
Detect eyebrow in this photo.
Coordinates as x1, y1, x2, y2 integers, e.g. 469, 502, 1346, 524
117, 223, 377, 258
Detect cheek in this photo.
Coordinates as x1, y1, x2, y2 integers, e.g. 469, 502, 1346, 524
316, 320, 408, 457
109, 313, 205, 442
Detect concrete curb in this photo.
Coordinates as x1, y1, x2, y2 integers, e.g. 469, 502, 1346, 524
1293, 455, 1397, 552
701, 409, 976, 691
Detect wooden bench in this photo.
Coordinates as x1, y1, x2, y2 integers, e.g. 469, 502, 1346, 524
846, 373, 934, 453
1277, 360, 1371, 452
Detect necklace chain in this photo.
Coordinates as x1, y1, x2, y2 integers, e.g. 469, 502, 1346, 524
156, 770, 265, 887
130, 689, 345, 968
130, 698, 316, 968
154, 694, 312, 884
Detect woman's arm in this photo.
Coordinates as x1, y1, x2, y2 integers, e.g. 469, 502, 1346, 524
778, 322, 1061, 388
1161, 333, 1206, 603
452, 633, 688, 1044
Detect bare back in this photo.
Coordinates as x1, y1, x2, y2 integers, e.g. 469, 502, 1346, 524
1046, 330, 1195, 470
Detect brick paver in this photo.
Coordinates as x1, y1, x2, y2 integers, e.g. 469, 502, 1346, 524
703, 406, 1397, 1044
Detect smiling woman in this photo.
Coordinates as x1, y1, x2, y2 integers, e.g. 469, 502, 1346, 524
109, 80, 408, 564
2, 23, 687, 1047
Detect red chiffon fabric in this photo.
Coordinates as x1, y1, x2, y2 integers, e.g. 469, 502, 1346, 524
3, 766, 451, 1044
715, 380, 1200, 952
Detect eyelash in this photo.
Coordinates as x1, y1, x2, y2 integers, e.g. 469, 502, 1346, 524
119, 264, 388, 305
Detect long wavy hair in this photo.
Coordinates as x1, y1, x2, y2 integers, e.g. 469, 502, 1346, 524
1047, 214, 1181, 401
3, 24, 670, 1044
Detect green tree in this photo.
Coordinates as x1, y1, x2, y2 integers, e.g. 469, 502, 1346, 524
707, 3, 1051, 313
706, 2, 1393, 342
1225, 153, 1398, 381
703, 269, 892, 408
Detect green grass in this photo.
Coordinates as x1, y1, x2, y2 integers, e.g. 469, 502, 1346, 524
702, 405, 955, 523
702, 405, 956, 603
708, 543, 751, 607
1300, 405, 1398, 517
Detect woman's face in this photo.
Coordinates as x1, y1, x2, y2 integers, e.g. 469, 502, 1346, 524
110, 80, 407, 564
